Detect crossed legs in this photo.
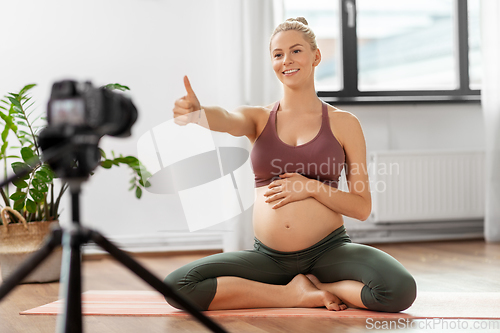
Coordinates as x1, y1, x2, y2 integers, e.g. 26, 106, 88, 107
164, 243, 416, 313
207, 274, 352, 311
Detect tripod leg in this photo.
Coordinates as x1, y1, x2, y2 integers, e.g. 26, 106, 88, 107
88, 228, 228, 333
0, 227, 62, 300
56, 224, 84, 333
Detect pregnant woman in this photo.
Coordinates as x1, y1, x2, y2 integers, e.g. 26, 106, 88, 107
166, 17, 416, 313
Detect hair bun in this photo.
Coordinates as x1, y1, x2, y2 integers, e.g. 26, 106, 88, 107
286, 17, 308, 26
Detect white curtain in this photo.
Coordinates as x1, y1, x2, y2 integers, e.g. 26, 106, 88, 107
214, 0, 281, 251
481, 0, 500, 243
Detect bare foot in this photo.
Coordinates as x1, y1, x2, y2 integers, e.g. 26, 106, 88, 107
305, 274, 323, 289
287, 274, 347, 311
306, 274, 355, 309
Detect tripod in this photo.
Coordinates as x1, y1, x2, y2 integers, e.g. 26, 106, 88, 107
0, 147, 228, 333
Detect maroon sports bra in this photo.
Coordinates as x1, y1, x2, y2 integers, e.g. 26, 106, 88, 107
250, 101, 345, 188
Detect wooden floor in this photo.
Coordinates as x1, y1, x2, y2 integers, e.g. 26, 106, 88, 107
1, 239, 500, 333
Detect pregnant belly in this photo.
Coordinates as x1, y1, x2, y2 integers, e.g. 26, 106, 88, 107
252, 186, 344, 252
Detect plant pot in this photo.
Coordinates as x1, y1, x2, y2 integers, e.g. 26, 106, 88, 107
0, 207, 62, 283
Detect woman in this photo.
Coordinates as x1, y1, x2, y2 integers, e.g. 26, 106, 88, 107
167, 17, 416, 313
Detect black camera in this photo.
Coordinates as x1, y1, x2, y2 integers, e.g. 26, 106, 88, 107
46, 80, 137, 137
38, 80, 138, 178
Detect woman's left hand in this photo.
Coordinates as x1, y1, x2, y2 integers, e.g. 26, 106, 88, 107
264, 173, 314, 209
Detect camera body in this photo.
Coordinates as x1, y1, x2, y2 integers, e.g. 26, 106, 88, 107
46, 80, 137, 137
38, 80, 138, 179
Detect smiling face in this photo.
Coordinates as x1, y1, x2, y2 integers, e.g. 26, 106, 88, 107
270, 30, 321, 89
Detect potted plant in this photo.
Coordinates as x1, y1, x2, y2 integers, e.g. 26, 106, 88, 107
0, 83, 151, 283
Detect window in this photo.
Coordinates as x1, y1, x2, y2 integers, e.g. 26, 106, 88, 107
283, 0, 481, 103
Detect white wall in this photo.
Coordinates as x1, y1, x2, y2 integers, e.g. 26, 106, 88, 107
0, 0, 228, 238
0, 1, 486, 247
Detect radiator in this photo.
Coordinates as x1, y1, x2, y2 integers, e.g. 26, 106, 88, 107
368, 150, 485, 223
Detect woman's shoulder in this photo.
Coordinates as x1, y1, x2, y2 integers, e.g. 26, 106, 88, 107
255, 102, 276, 114
326, 104, 353, 116
228, 104, 274, 142
232, 104, 273, 126
326, 104, 362, 127
234, 104, 273, 114
325, 104, 365, 150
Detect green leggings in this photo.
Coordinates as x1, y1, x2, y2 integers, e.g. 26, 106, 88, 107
164, 225, 416, 313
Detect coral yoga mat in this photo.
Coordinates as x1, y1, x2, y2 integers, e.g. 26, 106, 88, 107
20, 290, 500, 319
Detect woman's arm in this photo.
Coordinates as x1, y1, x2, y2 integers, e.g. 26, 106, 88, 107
173, 76, 257, 137
198, 105, 259, 138
309, 113, 372, 221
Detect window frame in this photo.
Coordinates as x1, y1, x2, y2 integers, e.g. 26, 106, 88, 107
316, 0, 481, 104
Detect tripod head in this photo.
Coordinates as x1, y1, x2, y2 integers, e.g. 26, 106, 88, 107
38, 126, 101, 181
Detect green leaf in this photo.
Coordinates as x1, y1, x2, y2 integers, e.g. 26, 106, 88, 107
26, 199, 37, 213
135, 186, 142, 199
115, 156, 137, 164
22, 101, 34, 110
0, 111, 11, 122
27, 108, 37, 118
101, 160, 113, 169
104, 83, 130, 91
99, 148, 106, 159
21, 96, 32, 103
13, 198, 25, 211
1, 141, 8, 155
40, 164, 55, 179
32, 178, 49, 192
145, 181, 151, 187
1, 127, 9, 142
129, 163, 141, 172
21, 147, 35, 163
11, 161, 29, 176
29, 188, 44, 203
10, 191, 26, 201
19, 84, 36, 96
19, 130, 31, 137
19, 136, 34, 145
8, 97, 22, 109
125, 156, 138, 162
35, 169, 52, 182
129, 184, 136, 191
8, 122, 18, 132
12, 179, 28, 189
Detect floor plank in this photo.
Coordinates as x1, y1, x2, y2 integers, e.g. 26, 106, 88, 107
1, 239, 499, 332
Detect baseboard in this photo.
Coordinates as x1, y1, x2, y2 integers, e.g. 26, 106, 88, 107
345, 219, 484, 244
82, 231, 224, 255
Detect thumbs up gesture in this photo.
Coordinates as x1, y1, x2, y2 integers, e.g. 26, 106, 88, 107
173, 76, 202, 126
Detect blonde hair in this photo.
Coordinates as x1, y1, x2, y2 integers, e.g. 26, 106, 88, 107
269, 17, 318, 51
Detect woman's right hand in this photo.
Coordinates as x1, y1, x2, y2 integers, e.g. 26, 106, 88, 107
173, 76, 202, 126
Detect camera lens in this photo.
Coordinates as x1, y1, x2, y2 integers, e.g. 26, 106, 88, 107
102, 89, 138, 137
